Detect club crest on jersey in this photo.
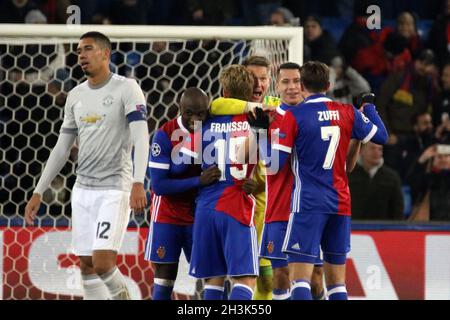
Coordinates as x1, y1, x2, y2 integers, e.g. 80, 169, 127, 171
152, 143, 161, 157
156, 246, 166, 259
103, 95, 114, 106
267, 241, 274, 254
136, 104, 147, 116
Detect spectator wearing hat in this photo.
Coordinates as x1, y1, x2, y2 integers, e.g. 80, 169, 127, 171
377, 50, 439, 179
303, 15, 340, 65
269, 6, 297, 26
377, 49, 439, 143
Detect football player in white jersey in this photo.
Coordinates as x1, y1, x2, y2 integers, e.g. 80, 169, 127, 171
25, 31, 149, 300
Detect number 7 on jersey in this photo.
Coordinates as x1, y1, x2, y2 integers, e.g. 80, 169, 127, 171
321, 126, 340, 170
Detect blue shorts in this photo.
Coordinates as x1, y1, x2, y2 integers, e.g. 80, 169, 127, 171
189, 209, 259, 279
283, 213, 351, 265
260, 221, 322, 268
144, 221, 193, 264
260, 221, 288, 263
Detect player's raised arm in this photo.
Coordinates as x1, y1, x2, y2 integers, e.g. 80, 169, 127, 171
210, 97, 279, 116
210, 97, 251, 115
346, 93, 377, 173
351, 103, 389, 146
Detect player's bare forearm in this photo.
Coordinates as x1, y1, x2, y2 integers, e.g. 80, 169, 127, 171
130, 182, 146, 214
346, 140, 361, 173
24, 193, 42, 226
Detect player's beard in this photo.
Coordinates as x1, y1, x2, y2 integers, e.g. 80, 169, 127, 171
83, 70, 92, 76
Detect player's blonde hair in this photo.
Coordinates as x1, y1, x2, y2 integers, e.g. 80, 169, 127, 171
242, 55, 271, 69
219, 64, 254, 101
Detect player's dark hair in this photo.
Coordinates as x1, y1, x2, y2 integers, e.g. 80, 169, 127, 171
300, 61, 329, 93
277, 62, 301, 78
80, 31, 112, 51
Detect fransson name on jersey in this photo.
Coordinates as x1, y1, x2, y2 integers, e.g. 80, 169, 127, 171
60, 73, 147, 191
210, 121, 250, 133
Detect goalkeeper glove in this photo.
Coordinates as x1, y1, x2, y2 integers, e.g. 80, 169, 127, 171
356, 93, 376, 108
247, 107, 270, 131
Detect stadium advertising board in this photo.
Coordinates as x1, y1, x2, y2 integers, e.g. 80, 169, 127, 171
0, 227, 448, 300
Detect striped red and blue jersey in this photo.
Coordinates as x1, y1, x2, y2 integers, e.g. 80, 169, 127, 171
148, 117, 201, 225
181, 114, 257, 226
274, 94, 378, 216
265, 104, 295, 223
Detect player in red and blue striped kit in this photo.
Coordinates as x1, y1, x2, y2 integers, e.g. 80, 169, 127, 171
258, 63, 324, 300
145, 88, 221, 300
252, 61, 388, 300
181, 65, 260, 300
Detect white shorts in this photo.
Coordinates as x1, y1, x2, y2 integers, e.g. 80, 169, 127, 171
71, 186, 131, 256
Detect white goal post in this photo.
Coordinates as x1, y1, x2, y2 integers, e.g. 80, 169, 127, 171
0, 24, 303, 64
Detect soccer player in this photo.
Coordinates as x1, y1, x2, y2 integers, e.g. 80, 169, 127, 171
258, 62, 326, 300
145, 88, 222, 300
210, 56, 274, 300
182, 65, 259, 300
257, 61, 388, 300
24, 31, 149, 300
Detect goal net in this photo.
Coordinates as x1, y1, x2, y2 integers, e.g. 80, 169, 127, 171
0, 24, 303, 300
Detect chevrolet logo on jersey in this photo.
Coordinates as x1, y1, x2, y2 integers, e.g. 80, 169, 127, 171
80, 114, 103, 124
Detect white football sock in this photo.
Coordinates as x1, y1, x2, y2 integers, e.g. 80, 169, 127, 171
82, 274, 110, 300
100, 267, 131, 300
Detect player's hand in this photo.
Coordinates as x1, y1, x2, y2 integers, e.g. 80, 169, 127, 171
247, 107, 270, 130
242, 179, 258, 195
25, 193, 41, 226
199, 165, 222, 186
418, 145, 437, 164
357, 93, 376, 108
130, 182, 147, 215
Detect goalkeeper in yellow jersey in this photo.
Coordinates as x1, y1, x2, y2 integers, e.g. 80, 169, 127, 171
210, 56, 277, 300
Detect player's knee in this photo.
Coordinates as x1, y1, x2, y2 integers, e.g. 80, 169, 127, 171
311, 267, 324, 296
256, 274, 273, 293
273, 267, 290, 290
154, 263, 178, 280
205, 277, 226, 287
93, 260, 116, 276
79, 257, 94, 275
